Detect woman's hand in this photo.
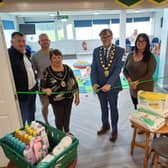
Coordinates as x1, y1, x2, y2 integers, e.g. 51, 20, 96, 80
74, 93, 80, 105
127, 77, 139, 90
129, 80, 139, 90
43, 88, 52, 96
130, 82, 137, 90
127, 77, 132, 83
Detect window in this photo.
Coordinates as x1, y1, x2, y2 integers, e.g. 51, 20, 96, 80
75, 27, 92, 40
92, 24, 110, 39
74, 20, 92, 40
2, 20, 15, 48
26, 22, 55, 42
66, 24, 73, 40
126, 17, 152, 37
57, 24, 64, 40
92, 19, 110, 39
110, 19, 120, 38
36, 22, 55, 41
110, 24, 119, 38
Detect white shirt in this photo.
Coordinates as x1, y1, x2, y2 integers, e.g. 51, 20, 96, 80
23, 55, 36, 90
104, 43, 113, 59
130, 34, 138, 46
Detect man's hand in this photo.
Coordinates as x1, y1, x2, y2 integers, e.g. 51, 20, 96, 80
93, 84, 100, 92
101, 84, 111, 92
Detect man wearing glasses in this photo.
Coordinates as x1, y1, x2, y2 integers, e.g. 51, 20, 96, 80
91, 29, 124, 142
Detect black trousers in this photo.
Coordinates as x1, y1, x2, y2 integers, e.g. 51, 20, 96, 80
131, 96, 138, 109
51, 97, 73, 132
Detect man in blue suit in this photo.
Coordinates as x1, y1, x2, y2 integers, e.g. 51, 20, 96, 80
91, 29, 124, 142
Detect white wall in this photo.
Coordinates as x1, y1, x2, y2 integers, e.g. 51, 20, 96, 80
152, 10, 163, 41
158, 9, 168, 88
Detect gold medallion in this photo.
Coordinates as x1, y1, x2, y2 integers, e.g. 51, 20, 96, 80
61, 80, 66, 87
104, 70, 109, 77
99, 44, 115, 77
48, 65, 68, 88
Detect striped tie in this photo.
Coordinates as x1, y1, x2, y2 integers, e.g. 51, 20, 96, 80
104, 48, 108, 65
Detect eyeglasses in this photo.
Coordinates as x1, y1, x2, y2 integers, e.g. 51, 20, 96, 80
137, 40, 146, 43
101, 35, 112, 40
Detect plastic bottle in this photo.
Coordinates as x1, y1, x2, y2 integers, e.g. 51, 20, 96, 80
19, 131, 26, 142
41, 144, 48, 158
24, 134, 29, 145
52, 144, 64, 156
23, 145, 35, 164
15, 129, 20, 139
31, 121, 38, 131
33, 136, 42, 162
41, 131, 49, 148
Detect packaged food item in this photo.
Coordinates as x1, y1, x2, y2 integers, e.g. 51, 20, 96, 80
129, 110, 165, 132
138, 90, 168, 117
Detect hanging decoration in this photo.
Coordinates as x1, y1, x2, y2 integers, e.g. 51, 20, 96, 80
148, 0, 168, 5
115, 0, 144, 8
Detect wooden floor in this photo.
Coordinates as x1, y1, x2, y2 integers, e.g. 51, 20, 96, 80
35, 89, 158, 168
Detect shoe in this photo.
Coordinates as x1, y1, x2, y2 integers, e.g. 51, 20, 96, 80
97, 127, 110, 135
109, 131, 118, 142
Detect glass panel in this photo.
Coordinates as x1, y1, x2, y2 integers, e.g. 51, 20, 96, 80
66, 24, 73, 40
56, 21, 64, 40
126, 18, 152, 37
92, 24, 109, 39
26, 22, 55, 42
75, 27, 92, 40
110, 24, 120, 38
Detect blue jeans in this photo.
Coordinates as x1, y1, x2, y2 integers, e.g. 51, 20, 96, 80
19, 94, 36, 125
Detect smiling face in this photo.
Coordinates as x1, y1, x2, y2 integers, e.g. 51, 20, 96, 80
11, 34, 26, 54
136, 36, 147, 51
39, 34, 50, 50
100, 29, 113, 48
50, 54, 62, 66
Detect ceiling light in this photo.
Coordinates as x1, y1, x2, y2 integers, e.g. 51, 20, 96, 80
94, 12, 99, 15
49, 13, 56, 17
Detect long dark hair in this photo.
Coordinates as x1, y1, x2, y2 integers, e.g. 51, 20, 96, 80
135, 33, 151, 62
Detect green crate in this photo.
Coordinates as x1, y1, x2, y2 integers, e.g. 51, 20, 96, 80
0, 121, 79, 168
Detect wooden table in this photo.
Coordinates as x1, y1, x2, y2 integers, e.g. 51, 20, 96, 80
130, 122, 168, 168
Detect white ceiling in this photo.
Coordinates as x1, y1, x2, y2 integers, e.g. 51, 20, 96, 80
0, 0, 167, 13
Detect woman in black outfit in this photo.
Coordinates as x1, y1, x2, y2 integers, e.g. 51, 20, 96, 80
41, 49, 80, 132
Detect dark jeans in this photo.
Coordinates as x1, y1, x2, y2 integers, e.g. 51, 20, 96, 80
51, 97, 73, 132
19, 93, 36, 125
131, 96, 138, 109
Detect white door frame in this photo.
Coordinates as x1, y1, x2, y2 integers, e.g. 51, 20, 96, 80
0, 21, 22, 167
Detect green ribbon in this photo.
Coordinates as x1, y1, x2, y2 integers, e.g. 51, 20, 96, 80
16, 75, 168, 95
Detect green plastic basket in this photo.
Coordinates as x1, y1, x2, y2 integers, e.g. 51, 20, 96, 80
0, 121, 79, 168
